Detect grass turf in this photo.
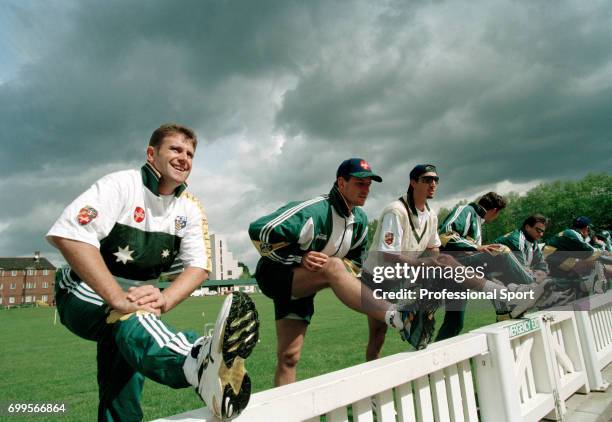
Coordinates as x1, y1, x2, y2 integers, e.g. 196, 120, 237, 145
0, 291, 496, 421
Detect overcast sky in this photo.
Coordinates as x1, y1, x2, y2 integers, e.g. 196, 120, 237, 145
1, 0, 610, 270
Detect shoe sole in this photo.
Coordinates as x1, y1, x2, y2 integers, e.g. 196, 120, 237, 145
213, 292, 259, 420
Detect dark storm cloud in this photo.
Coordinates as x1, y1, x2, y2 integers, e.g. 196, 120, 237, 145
274, 0, 612, 198
0, 0, 333, 177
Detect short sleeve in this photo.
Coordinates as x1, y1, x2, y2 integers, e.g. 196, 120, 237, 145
376, 212, 403, 252
46, 173, 124, 248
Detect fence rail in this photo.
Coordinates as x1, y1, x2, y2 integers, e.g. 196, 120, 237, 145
153, 291, 611, 422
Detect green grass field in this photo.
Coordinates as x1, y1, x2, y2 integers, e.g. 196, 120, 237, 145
0, 291, 496, 421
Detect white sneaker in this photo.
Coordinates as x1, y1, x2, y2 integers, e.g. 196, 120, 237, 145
191, 292, 259, 420
507, 281, 551, 318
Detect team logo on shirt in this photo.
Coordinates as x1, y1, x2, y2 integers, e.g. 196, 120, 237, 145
175, 216, 187, 233
133, 207, 145, 223
77, 206, 98, 225
360, 160, 370, 170
384, 232, 394, 246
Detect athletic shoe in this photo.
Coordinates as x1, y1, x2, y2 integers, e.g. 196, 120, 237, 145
397, 309, 415, 342
193, 292, 259, 420
407, 311, 435, 350
507, 281, 551, 318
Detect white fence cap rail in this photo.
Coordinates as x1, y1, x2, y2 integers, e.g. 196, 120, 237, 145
152, 333, 488, 422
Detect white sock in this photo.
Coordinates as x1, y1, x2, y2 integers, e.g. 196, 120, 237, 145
482, 280, 505, 294
385, 308, 403, 329
182, 336, 204, 387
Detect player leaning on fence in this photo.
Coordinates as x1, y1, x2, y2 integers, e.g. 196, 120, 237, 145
362, 164, 442, 359
248, 158, 429, 386
46, 123, 259, 421
435, 192, 542, 340
544, 216, 612, 295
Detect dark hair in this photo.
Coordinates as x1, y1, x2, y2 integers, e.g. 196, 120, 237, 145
149, 123, 197, 149
478, 192, 507, 211
522, 214, 548, 229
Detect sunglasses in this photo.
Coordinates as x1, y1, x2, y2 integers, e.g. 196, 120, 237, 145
534, 227, 545, 234
418, 176, 439, 184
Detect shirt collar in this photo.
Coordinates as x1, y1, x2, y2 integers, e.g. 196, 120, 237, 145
469, 202, 487, 219
521, 228, 536, 243
329, 183, 352, 218
141, 163, 187, 197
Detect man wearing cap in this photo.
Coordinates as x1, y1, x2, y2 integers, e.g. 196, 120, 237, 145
249, 158, 416, 385
544, 216, 612, 294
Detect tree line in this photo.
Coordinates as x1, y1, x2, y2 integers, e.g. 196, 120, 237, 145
367, 173, 611, 246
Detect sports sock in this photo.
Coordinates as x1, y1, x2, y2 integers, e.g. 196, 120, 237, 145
385, 308, 403, 329
183, 337, 204, 387
482, 280, 506, 294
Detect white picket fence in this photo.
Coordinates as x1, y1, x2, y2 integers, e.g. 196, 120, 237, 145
153, 291, 611, 422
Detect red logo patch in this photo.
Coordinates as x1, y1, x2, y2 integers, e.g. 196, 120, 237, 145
134, 207, 145, 223
384, 232, 394, 246
360, 160, 370, 170
77, 206, 98, 225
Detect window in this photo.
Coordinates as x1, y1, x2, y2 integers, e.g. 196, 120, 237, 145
10, 283, 16, 290
25, 295, 33, 303
0, 297, 2, 304
26, 282, 33, 289
27, 269, 35, 276
42, 295, 48, 302
9, 297, 15, 304
11, 270, 17, 276
228, 270, 233, 276
43, 269, 49, 276
0, 270, 4, 276
0, 284, 3, 289
43, 282, 49, 288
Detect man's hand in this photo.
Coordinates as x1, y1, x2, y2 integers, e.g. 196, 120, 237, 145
433, 254, 461, 267
301, 251, 329, 272
477, 244, 503, 255
110, 294, 162, 316
127, 285, 167, 313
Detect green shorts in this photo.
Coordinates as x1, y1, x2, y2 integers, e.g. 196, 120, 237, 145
254, 258, 315, 323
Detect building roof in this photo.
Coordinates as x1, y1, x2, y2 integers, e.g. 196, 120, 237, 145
157, 278, 257, 289
0, 257, 56, 271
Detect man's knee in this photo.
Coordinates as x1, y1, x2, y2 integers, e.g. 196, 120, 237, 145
322, 257, 346, 277
277, 348, 302, 368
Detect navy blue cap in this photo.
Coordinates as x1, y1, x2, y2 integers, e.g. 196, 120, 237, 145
572, 216, 591, 229
336, 158, 382, 182
409, 164, 438, 181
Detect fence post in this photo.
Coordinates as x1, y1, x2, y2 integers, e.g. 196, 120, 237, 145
473, 314, 562, 422
573, 294, 611, 392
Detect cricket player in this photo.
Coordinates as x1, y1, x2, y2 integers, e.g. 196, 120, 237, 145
494, 214, 549, 281
47, 124, 259, 421
436, 192, 541, 340
544, 216, 612, 294
249, 158, 419, 385
362, 166, 540, 355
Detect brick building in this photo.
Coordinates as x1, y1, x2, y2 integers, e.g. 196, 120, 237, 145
0, 252, 56, 308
